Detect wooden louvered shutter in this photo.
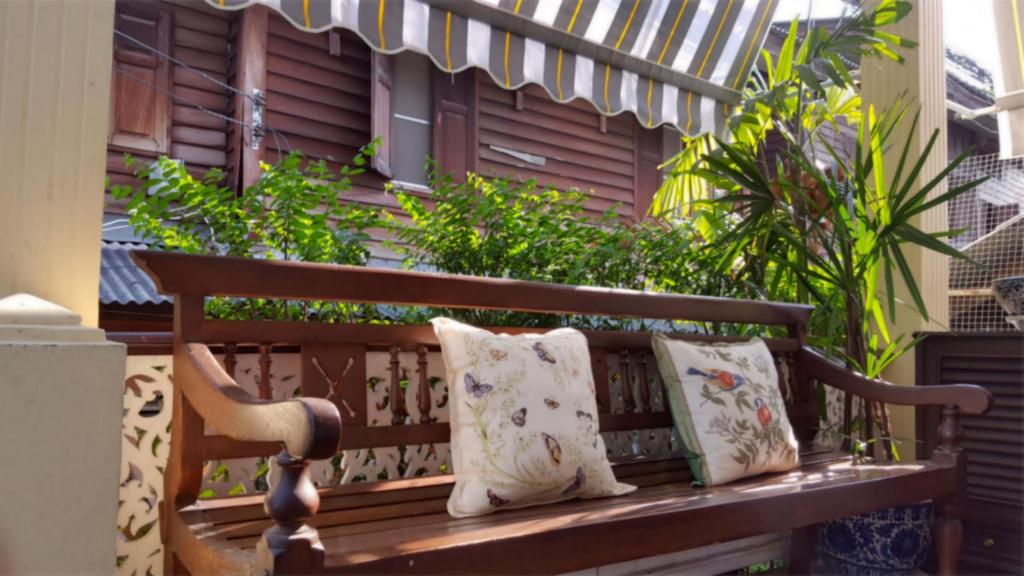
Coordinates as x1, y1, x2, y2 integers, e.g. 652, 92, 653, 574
916, 333, 1024, 573
432, 69, 478, 180
634, 126, 663, 219
371, 52, 394, 178
108, 2, 171, 153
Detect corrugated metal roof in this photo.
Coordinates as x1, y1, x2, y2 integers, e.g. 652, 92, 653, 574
100, 241, 171, 306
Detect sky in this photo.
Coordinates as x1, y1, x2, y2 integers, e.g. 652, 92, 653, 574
772, 0, 1000, 74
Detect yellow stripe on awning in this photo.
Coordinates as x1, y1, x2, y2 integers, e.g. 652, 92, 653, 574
206, 0, 778, 137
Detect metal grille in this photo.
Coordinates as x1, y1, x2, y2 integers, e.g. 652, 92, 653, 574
948, 153, 1024, 333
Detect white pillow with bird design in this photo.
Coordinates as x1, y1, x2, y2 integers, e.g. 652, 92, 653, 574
432, 317, 635, 517
651, 334, 799, 486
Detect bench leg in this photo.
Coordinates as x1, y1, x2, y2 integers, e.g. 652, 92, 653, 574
788, 525, 817, 575
256, 451, 326, 575
933, 405, 966, 576
934, 502, 963, 576
258, 525, 326, 575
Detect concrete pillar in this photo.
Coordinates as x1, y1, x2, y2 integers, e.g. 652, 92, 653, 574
0, 0, 124, 572
0, 294, 125, 573
0, 0, 115, 328
860, 0, 948, 458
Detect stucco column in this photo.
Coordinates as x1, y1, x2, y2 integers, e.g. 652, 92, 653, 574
860, 0, 948, 458
0, 294, 125, 573
0, 1, 124, 573
0, 0, 115, 328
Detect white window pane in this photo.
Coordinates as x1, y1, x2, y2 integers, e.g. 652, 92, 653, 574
392, 52, 432, 186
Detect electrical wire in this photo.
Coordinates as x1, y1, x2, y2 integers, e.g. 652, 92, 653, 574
115, 29, 255, 104
112, 65, 290, 161
112, 28, 291, 159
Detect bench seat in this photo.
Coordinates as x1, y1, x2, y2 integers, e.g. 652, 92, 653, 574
135, 252, 990, 574
173, 451, 957, 574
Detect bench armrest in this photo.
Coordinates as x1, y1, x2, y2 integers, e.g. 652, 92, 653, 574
800, 346, 992, 415
179, 342, 341, 459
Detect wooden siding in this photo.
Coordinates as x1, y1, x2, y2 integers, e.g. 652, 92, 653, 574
917, 333, 1024, 574
265, 17, 370, 167
263, 15, 390, 202
103, 1, 660, 221
106, 0, 235, 211
477, 77, 637, 217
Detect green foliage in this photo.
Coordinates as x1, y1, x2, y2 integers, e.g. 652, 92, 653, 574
654, 0, 914, 218
109, 145, 388, 321
703, 101, 982, 375
111, 151, 742, 329
653, 0, 934, 356
387, 170, 746, 328
651, 0, 984, 456
389, 171, 607, 283
111, 147, 379, 262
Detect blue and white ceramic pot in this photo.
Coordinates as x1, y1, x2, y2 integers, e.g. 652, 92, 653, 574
993, 276, 1024, 330
815, 503, 934, 575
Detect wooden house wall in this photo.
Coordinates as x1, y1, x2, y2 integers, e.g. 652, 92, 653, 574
264, 17, 370, 173
477, 78, 640, 218
948, 120, 999, 159
263, 15, 393, 204
103, 1, 664, 223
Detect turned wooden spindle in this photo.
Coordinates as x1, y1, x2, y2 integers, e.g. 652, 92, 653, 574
389, 345, 408, 425
937, 405, 965, 456
223, 343, 237, 378
258, 343, 273, 400
256, 450, 325, 575
864, 398, 876, 445
933, 404, 966, 576
637, 352, 651, 412
416, 345, 431, 423
841, 391, 854, 452
618, 351, 636, 413
773, 354, 787, 399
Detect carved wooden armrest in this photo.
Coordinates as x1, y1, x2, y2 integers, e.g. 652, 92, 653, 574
180, 342, 341, 573
179, 342, 341, 459
800, 346, 992, 416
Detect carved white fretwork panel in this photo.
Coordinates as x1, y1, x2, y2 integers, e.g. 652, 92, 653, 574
118, 355, 172, 576
116, 347, 680, 575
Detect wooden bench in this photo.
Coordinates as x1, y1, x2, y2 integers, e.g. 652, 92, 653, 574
134, 251, 992, 575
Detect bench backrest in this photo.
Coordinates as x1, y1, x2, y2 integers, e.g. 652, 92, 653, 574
135, 251, 818, 474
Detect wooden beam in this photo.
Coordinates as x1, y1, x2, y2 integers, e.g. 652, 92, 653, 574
234, 5, 268, 190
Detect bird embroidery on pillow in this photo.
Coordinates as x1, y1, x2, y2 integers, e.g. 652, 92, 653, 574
687, 367, 745, 391
755, 398, 773, 429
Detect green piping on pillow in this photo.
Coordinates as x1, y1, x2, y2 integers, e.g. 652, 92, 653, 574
651, 333, 710, 486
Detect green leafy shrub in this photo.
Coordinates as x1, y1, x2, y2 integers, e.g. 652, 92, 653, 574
386, 170, 741, 328
109, 148, 756, 332
389, 171, 608, 284
109, 146, 387, 321
655, 0, 983, 456
111, 149, 379, 263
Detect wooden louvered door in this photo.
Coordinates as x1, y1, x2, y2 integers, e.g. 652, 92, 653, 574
917, 333, 1024, 574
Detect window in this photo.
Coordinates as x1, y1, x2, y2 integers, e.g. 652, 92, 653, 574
390, 52, 434, 188
108, 2, 171, 153
372, 51, 434, 189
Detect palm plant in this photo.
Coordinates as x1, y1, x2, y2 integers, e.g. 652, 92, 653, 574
654, 0, 987, 457
652, 0, 915, 219
703, 101, 985, 457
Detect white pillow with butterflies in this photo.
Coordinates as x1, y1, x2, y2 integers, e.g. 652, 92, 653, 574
431, 317, 635, 517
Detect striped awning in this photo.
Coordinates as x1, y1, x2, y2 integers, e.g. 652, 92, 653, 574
208, 0, 778, 136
